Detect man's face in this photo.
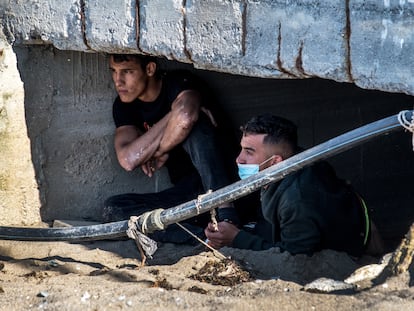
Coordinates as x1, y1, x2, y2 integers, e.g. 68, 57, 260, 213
109, 56, 150, 103
236, 133, 272, 166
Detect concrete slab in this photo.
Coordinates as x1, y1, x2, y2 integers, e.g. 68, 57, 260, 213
139, 0, 187, 61
350, 0, 414, 95
186, 0, 244, 71
85, 0, 138, 52
3, 0, 86, 51
272, 0, 349, 80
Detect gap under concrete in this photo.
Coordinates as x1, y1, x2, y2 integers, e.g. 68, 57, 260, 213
11, 46, 414, 251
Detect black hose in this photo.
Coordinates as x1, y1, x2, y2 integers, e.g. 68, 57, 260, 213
0, 221, 128, 241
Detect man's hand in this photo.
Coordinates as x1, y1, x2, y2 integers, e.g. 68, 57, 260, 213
204, 221, 240, 249
155, 153, 169, 170
141, 153, 169, 177
217, 206, 240, 225
141, 161, 155, 177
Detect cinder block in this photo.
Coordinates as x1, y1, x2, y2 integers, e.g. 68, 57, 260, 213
350, 0, 414, 95
139, 0, 188, 61
4, 0, 86, 51
85, 0, 138, 53
242, 0, 285, 77
186, 0, 245, 71
254, 0, 348, 80
185, 0, 348, 81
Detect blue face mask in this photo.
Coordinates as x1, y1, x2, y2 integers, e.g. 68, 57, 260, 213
237, 163, 260, 180
237, 155, 276, 180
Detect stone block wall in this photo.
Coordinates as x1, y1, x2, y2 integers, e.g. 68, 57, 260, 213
2, 0, 414, 95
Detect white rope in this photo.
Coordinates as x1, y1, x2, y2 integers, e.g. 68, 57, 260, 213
398, 110, 414, 132
195, 189, 212, 214
138, 208, 165, 234
125, 209, 165, 260
397, 110, 414, 151
126, 216, 158, 260
210, 208, 218, 231
175, 222, 227, 260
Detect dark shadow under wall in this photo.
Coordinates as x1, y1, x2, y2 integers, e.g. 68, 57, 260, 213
191, 68, 414, 253
14, 47, 414, 253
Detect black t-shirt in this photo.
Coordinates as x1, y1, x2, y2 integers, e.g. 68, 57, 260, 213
112, 71, 202, 184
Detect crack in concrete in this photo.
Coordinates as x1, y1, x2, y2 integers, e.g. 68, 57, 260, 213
276, 22, 297, 77
345, 0, 354, 82
295, 41, 307, 77
79, 0, 92, 51
182, 0, 193, 62
135, 0, 143, 52
241, 1, 247, 57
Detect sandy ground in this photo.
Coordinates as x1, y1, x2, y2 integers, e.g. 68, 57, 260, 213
1, 229, 414, 311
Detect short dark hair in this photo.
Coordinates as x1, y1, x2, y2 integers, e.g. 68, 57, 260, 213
110, 54, 158, 72
241, 114, 298, 149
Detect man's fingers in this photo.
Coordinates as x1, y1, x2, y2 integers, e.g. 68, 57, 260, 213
141, 163, 153, 177
141, 165, 148, 175
204, 234, 221, 249
154, 153, 169, 170
207, 222, 218, 232
207, 240, 220, 249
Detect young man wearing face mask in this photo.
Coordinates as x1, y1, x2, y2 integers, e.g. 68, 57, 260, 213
205, 114, 373, 257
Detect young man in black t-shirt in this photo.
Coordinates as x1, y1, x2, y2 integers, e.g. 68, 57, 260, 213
104, 54, 239, 244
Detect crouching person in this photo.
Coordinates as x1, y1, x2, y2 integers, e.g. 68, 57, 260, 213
205, 114, 381, 257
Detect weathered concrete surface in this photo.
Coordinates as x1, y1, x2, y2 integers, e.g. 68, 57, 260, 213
185, 0, 245, 72
2, 0, 85, 51
84, 0, 137, 52
350, 0, 414, 95
0, 31, 41, 225
139, 0, 187, 60
2, 0, 414, 95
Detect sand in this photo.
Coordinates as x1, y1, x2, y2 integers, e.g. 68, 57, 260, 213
0, 234, 414, 311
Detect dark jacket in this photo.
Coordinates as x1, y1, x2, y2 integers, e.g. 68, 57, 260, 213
232, 161, 368, 257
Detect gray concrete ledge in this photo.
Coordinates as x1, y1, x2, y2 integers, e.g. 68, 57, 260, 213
2, 0, 414, 96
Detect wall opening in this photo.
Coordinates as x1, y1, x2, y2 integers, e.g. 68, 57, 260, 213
10, 45, 414, 253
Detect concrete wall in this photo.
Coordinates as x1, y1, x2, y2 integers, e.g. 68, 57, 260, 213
1, 1, 414, 250
3, 0, 414, 95
0, 33, 41, 225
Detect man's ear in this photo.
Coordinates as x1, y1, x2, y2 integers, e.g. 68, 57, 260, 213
271, 155, 283, 165
146, 62, 157, 77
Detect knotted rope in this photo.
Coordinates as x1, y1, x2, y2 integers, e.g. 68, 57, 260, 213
137, 208, 165, 234
398, 110, 414, 151
126, 208, 165, 262
125, 189, 219, 261
195, 189, 212, 214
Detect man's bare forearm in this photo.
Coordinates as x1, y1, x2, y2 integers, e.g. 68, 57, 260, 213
116, 113, 171, 171
155, 90, 200, 156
